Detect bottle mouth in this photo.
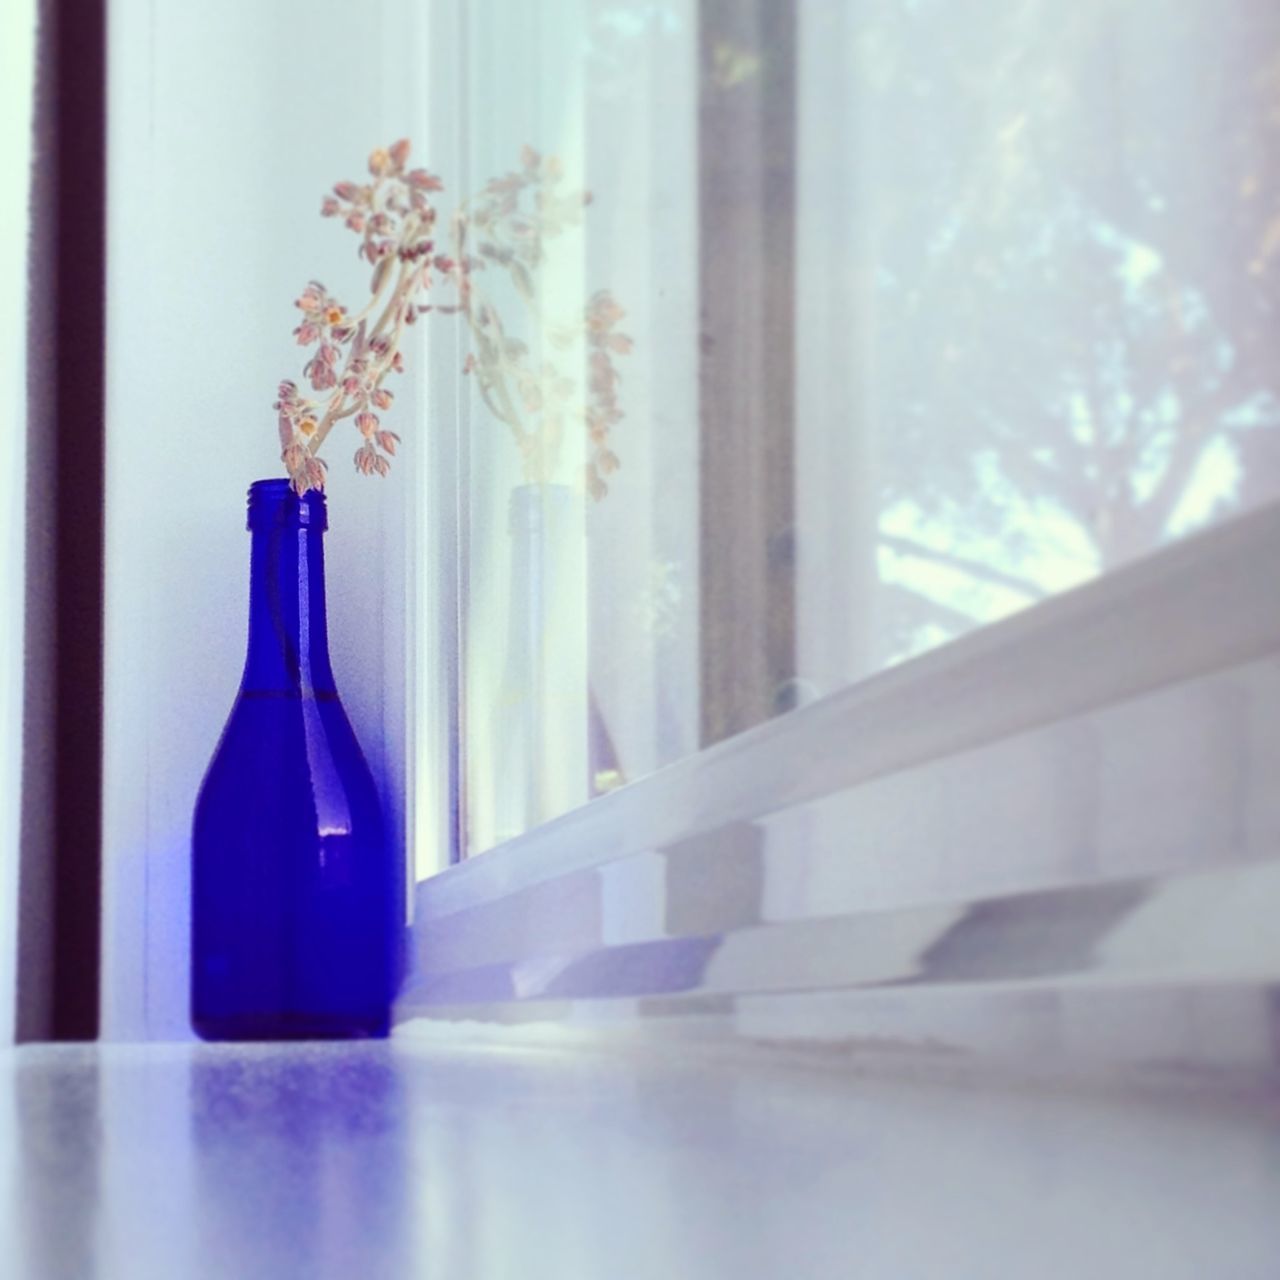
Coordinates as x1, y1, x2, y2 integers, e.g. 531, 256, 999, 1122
247, 478, 328, 531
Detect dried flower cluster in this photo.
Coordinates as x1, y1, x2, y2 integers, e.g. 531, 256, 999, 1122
276, 140, 632, 498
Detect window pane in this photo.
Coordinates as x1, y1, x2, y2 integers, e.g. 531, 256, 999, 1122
800, 0, 1280, 678
431, 0, 1280, 857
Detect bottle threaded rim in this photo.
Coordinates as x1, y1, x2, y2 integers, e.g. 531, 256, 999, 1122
246, 479, 328, 531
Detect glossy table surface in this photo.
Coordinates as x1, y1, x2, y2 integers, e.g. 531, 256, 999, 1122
2, 1036, 1278, 1279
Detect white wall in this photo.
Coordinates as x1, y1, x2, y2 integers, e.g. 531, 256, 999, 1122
102, 0, 425, 1039
0, 0, 37, 1045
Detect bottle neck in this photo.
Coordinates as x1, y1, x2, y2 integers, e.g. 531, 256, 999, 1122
504, 483, 577, 661
242, 522, 336, 694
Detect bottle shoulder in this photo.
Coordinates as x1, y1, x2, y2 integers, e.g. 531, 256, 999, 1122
195, 691, 381, 821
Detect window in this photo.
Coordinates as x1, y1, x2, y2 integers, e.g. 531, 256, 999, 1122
416, 0, 1280, 867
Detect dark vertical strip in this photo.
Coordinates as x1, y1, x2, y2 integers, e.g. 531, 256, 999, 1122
18, 0, 106, 1040
697, 0, 798, 747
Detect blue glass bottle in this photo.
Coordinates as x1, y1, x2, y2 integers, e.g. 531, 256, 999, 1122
191, 480, 402, 1039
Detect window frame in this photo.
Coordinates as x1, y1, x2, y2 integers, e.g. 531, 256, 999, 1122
401, 3, 1280, 1053
13, 0, 107, 1043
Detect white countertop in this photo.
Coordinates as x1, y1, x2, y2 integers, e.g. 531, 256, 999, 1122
3, 1036, 1278, 1279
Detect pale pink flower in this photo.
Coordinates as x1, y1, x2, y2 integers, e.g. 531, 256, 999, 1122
305, 355, 337, 392
354, 443, 382, 475
295, 282, 347, 325
589, 351, 617, 396
295, 282, 326, 311
586, 289, 626, 335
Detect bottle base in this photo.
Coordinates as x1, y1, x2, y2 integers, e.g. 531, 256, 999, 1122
192, 1011, 391, 1042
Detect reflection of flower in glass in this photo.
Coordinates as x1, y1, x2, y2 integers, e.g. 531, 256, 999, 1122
629, 557, 683, 642
454, 148, 633, 496
582, 290, 632, 500
709, 40, 762, 90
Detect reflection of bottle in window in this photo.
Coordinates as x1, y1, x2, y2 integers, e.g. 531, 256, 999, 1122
489, 482, 588, 845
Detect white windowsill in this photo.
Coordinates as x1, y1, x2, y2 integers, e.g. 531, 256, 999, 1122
9, 1037, 1279, 1279
400, 503, 1280, 1089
